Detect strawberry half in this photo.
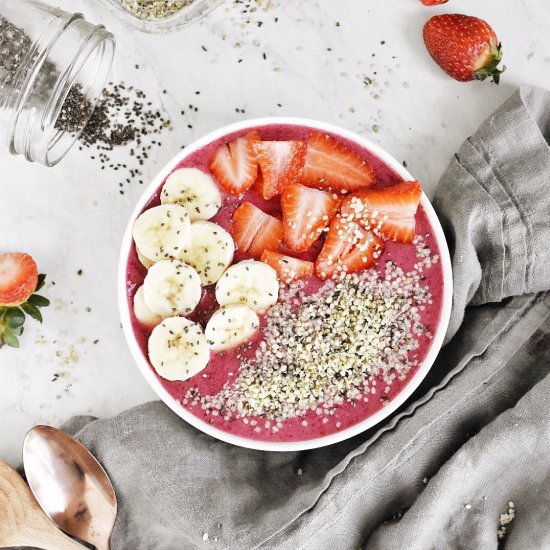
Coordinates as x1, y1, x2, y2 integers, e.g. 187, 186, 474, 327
423, 14, 505, 84
252, 140, 307, 200
301, 133, 376, 193
232, 202, 283, 259
210, 131, 260, 195
340, 180, 422, 244
280, 183, 341, 253
315, 217, 384, 280
0, 253, 38, 307
260, 250, 314, 284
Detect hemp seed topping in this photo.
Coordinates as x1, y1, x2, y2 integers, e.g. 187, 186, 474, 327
185, 237, 439, 426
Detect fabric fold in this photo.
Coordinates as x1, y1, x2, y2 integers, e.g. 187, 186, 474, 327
434, 85, 550, 340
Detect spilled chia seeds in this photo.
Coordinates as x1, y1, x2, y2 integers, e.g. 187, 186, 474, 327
69, 82, 172, 194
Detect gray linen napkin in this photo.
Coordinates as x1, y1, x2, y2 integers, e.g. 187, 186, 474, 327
41, 85, 550, 549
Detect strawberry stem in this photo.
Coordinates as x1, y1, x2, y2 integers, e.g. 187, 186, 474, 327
0, 274, 49, 349
473, 42, 505, 85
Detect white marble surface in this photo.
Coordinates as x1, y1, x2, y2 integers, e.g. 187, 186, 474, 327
1, 0, 550, 466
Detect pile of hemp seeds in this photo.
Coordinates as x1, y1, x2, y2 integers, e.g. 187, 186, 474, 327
118, 0, 195, 20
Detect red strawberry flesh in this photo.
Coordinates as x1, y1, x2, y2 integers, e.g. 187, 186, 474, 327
420, 0, 448, 5
0, 253, 38, 307
301, 133, 376, 193
231, 202, 283, 259
340, 180, 422, 243
252, 140, 306, 200
248, 215, 283, 259
281, 183, 341, 253
315, 217, 384, 280
260, 250, 314, 284
210, 131, 260, 195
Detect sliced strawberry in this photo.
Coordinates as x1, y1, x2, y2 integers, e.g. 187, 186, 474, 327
231, 202, 283, 259
210, 131, 260, 196
260, 250, 314, 284
280, 183, 341, 253
248, 216, 283, 258
315, 217, 384, 280
340, 180, 422, 243
301, 133, 376, 193
252, 140, 307, 200
0, 253, 38, 306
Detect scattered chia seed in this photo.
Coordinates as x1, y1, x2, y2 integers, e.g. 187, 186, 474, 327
76, 81, 171, 192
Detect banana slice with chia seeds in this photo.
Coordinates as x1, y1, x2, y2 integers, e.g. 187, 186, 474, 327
215, 259, 279, 312
133, 285, 162, 328
132, 204, 191, 263
148, 316, 210, 381
161, 168, 222, 221
179, 221, 235, 285
205, 304, 260, 351
143, 259, 202, 317
136, 246, 154, 269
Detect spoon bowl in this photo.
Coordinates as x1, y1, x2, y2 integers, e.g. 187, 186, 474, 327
23, 425, 117, 550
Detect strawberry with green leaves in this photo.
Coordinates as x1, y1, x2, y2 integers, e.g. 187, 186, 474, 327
423, 14, 505, 84
0, 253, 49, 348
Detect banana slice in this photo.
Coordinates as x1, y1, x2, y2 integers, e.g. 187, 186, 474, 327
133, 285, 162, 328
205, 305, 260, 351
179, 221, 235, 286
161, 168, 222, 221
143, 259, 202, 317
136, 246, 154, 269
133, 204, 191, 263
215, 259, 279, 312
148, 316, 210, 381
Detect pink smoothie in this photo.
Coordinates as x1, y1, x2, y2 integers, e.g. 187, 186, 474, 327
125, 123, 444, 443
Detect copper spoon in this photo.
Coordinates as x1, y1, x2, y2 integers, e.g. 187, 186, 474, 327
0, 460, 86, 549
23, 425, 117, 550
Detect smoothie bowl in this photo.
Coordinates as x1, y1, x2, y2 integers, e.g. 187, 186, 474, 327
118, 117, 452, 451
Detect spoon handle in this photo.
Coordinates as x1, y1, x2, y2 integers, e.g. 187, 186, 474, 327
25, 532, 87, 550
0, 461, 86, 550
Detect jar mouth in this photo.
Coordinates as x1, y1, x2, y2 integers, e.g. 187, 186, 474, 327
5, 12, 115, 167
44, 25, 115, 167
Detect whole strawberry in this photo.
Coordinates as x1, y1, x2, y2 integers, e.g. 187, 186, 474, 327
420, 0, 448, 5
423, 14, 505, 83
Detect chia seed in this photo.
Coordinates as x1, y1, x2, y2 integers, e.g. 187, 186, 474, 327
0, 16, 58, 106
75, 81, 172, 191
54, 84, 94, 134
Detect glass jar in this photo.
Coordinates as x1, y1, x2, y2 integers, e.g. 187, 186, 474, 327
97, 0, 224, 34
0, 1, 115, 166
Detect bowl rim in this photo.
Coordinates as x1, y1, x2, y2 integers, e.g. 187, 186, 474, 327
118, 116, 453, 452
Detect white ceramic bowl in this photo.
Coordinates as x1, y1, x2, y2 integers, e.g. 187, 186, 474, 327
118, 117, 453, 452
